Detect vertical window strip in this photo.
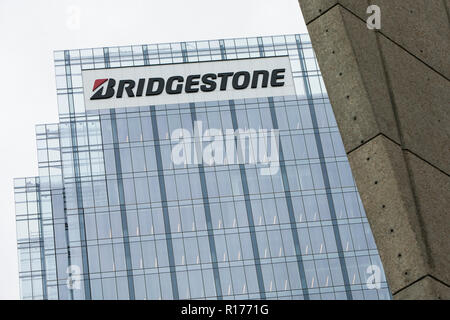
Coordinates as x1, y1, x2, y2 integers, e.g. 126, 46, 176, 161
109, 109, 136, 299
228, 100, 267, 298
149, 105, 180, 299
188, 102, 223, 299
295, 35, 353, 299
267, 97, 310, 299
64, 50, 91, 300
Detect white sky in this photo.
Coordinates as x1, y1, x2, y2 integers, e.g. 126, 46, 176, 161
0, 0, 307, 299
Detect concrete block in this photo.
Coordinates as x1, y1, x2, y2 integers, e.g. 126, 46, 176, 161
338, 0, 370, 19
379, 35, 450, 174
306, 6, 400, 152
298, 0, 450, 299
338, 0, 450, 78
348, 135, 429, 293
297, 0, 338, 24
404, 151, 450, 286
394, 276, 450, 300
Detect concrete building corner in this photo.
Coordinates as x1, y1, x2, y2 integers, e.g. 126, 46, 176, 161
297, 0, 450, 299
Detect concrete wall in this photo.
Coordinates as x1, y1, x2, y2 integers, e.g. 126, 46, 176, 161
297, 0, 450, 299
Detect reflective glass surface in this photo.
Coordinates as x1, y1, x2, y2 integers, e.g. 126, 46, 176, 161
14, 34, 390, 300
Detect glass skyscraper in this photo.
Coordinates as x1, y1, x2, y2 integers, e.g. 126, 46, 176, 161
14, 34, 391, 300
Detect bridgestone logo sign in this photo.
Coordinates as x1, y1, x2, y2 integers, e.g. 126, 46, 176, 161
81, 56, 295, 111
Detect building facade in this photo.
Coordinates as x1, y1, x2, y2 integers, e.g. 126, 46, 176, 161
14, 34, 391, 300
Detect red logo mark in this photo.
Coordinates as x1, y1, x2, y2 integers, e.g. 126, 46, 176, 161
92, 79, 108, 91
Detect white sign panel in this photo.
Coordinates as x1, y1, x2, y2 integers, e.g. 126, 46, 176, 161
81, 56, 295, 111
